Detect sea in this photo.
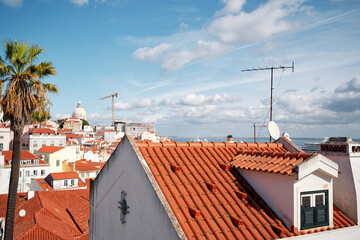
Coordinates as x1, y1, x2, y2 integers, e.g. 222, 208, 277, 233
169, 136, 360, 149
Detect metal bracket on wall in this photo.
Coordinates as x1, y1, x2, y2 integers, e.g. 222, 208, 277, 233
118, 191, 130, 224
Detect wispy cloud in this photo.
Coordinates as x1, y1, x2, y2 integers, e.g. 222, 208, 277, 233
1, 0, 23, 7
69, 0, 89, 6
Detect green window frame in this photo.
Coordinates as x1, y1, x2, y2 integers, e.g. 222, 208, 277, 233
300, 190, 329, 229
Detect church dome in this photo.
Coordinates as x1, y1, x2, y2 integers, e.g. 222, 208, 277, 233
72, 101, 87, 120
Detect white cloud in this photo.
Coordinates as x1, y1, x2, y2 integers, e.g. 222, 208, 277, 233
132, 43, 173, 62
1, 0, 23, 7
335, 75, 360, 93
210, 0, 306, 44
217, 0, 246, 15
69, 0, 88, 6
114, 101, 132, 110
160, 40, 229, 72
179, 93, 240, 106
53, 113, 71, 120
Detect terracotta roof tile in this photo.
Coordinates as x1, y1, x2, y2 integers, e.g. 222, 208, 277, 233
28, 128, 55, 134
37, 146, 65, 154
74, 160, 105, 172
231, 150, 313, 175
137, 142, 356, 240
50, 172, 79, 180
0, 189, 89, 240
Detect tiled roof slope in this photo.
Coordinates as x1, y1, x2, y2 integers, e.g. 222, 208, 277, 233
0, 189, 89, 240
137, 141, 355, 240
74, 159, 105, 172
37, 146, 65, 153
231, 150, 313, 175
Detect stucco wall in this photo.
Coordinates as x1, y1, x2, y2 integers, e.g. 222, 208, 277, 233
238, 169, 296, 228
322, 152, 359, 223
90, 136, 182, 240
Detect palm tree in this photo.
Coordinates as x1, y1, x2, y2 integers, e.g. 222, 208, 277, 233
0, 40, 58, 239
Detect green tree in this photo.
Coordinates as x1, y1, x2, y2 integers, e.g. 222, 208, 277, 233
32, 110, 51, 122
0, 40, 58, 239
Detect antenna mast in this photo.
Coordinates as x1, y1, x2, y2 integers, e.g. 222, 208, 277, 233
242, 62, 294, 142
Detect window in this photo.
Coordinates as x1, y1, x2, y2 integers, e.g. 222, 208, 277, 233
25, 171, 30, 177
0, 135, 3, 139
41, 170, 45, 176
76, 147, 79, 154
64, 180, 68, 187
71, 179, 75, 186
56, 160, 60, 167
301, 190, 329, 229
33, 170, 38, 176
50, 140, 54, 146
19, 171, 22, 177
0, 143, 3, 151
86, 172, 90, 178
33, 141, 37, 147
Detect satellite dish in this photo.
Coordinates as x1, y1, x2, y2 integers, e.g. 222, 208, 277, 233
19, 209, 26, 217
268, 121, 280, 140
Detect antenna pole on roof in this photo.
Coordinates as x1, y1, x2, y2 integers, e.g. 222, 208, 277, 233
243, 62, 294, 142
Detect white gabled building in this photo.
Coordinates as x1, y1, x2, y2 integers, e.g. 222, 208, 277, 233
22, 128, 66, 153
0, 150, 50, 194
0, 123, 12, 151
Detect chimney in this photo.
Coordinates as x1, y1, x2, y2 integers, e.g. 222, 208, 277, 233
227, 135, 234, 143
319, 137, 360, 224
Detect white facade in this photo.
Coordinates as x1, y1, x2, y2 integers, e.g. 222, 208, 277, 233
90, 135, 183, 240
0, 126, 12, 151
236, 154, 338, 231
319, 137, 360, 224
104, 131, 116, 143
23, 134, 66, 153
0, 154, 50, 194
139, 131, 160, 142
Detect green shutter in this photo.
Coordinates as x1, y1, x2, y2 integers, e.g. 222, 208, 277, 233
300, 190, 329, 230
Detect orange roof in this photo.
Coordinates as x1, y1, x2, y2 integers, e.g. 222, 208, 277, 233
28, 128, 55, 134
37, 146, 65, 153
231, 150, 313, 175
95, 132, 104, 135
3, 150, 40, 161
74, 160, 105, 172
65, 133, 83, 138
50, 172, 79, 180
0, 189, 89, 239
136, 141, 355, 239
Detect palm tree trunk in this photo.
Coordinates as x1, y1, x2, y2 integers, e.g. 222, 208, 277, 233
4, 127, 23, 240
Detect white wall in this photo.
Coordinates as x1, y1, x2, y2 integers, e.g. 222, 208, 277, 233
90, 136, 183, 240
23, 135, 66, 153
238, 169, 296, 227
321, 143, 360, 224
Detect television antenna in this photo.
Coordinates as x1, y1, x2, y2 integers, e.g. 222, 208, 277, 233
242, 62, 294, 142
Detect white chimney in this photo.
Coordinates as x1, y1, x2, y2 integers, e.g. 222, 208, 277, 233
319, 137, 360, 224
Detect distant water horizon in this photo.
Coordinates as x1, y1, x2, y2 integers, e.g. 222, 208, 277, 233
169, 136, 360, 148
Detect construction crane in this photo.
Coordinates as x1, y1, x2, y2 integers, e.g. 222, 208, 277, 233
99, 92, 118, 126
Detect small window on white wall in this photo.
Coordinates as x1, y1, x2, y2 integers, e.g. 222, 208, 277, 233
64, 180, 68, 187
301, 190, 328, 230
56, 160, 60, 167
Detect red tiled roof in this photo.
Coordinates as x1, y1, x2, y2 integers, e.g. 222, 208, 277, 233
50, 172, 79, 180
3, 150, 40, 161
0, 189, 89, 240
2, 150, 46, 165
35, 179, 53, 191
37, 146, 65, 154
74, 160, 105, 172
65, 133, 83, 138
136, 141, 355, 239
231, 150, 313, 175
28, 128, 55, 134
95, 132, 104, 135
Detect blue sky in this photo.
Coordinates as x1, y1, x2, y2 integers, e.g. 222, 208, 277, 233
1, 0, 360, 139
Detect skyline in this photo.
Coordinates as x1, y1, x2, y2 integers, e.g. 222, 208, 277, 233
1, 0, 360, 138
